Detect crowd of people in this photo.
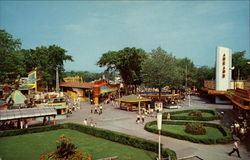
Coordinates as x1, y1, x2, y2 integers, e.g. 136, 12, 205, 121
90, 104, 103, 115
83, 118, 97, 127
230, 119, 248, 140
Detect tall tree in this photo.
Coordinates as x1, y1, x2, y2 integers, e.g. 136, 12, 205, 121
232, 51, 250, 80
194, 66, 215, 88
0, 29, 25, 84
97, 47, 147, 94
23, 45, 73, 90
176, 57, 197, 89
141, 47, 180, 98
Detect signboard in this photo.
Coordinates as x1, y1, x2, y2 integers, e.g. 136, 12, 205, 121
216, 47, 232, 91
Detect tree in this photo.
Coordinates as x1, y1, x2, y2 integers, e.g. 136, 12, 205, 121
141, 47, 180, 98
97, 47, 147, 94
176, 57, 197, 89
0, 29, 26, 84
232, 51, 250, 80
23, 45, 73, 90
194, 66, 215, 88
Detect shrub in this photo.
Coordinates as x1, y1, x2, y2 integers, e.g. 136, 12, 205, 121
40, 134, 92, 160
56, 135, 77, 158
188, 111, 202, 117
185, 123, 206, 135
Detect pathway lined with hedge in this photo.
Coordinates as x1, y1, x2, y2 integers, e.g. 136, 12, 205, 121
57, 95, 250, 160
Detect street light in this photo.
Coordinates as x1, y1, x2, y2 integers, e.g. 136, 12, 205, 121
138, 94, 141, 115
230, 67, 235, 89
157, 112, 162, 160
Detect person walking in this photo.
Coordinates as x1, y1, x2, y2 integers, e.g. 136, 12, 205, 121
141, 115, 145, 124
83, 118, 88, 125
99, 105, 103, 115
90, 105, 93, 113
167, 113, 171, 120
228, 140, 241, 158
94, 105, 98, 114
136, 114, 140, 124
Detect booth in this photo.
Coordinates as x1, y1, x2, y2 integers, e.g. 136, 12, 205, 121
116, 94, 151, 111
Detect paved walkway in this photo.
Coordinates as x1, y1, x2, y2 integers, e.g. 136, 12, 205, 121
58, 95, 250, 160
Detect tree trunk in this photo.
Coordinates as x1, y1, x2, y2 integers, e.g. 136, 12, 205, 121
134, 84, 137, 94
158, 87, 162, 100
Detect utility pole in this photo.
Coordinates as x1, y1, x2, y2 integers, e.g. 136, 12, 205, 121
185, 65, 187, 89
56, 66, 59, 93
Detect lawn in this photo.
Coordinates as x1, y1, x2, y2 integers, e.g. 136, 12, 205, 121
0, 129, 157, 160
163, 109, 221, 121
150, 124, 223, 139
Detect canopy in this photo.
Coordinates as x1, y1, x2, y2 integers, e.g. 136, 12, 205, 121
115, 94, 151, 103
100, 86, 117, 94
7, 90, 26, 105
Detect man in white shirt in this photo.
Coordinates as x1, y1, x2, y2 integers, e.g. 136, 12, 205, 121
83, 119, 88, 125
228, 140, 241, 158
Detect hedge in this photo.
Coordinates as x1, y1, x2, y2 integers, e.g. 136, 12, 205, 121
163, 109, 221, 121
0, 123, 177, 160
144, 120, 233, 144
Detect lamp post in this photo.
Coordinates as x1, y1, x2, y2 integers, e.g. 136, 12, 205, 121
229, 67, 235, 89
188, 89, 191, 107
138, 94, 141, 115
157, 112, 162, 160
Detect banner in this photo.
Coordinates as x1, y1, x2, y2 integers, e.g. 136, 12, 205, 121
28, 71, 37, 89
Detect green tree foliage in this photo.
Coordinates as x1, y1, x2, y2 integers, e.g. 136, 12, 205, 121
23, 45, 73, 88
195, 66, 215, 88
176, 57, 197, 89
141, 47, 180, 97
97, 47, 147, 93
232, 51, 250, 80
0, 29, 26, 84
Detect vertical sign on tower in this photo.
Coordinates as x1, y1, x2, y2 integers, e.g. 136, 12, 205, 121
215, 46, 232, 103
216, 46, 232, 91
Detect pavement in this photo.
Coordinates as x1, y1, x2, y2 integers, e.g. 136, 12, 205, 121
58, 95, 250, 160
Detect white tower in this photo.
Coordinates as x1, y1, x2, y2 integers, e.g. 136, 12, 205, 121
215, 46, 232, 103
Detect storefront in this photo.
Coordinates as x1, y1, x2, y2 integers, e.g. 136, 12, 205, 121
115, 94, 151, 111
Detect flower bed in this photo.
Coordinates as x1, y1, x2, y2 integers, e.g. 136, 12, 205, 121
145, 120, 233, 144
163, 109, 221, 121
185, 122, 206, 135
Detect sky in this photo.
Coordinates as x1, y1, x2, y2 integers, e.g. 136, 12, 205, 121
0, 0, 249, 72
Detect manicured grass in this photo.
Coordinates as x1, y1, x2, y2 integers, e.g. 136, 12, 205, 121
163, 109, 221, 121
144, 121, 233, 144
150, 124, 223, 139
0, 129, 157, 160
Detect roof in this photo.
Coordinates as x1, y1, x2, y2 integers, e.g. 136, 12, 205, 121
115, 94, 151, 102
7, 90, 26, 105
60, 82, 93, 89
0, 107, 57, 121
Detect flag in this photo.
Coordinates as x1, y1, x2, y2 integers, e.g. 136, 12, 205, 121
28, 70, 37, 89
